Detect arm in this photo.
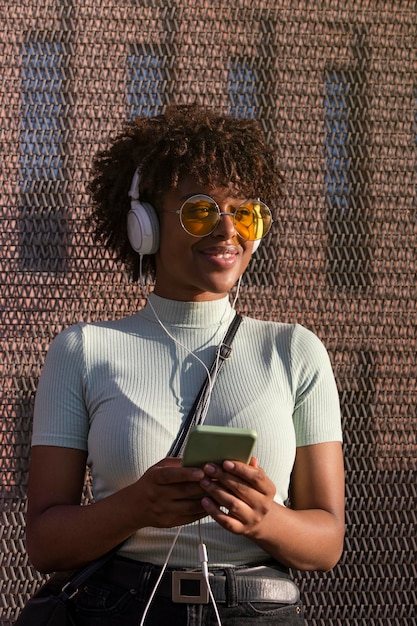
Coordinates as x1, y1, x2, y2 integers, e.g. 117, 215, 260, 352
199, 440, 345, 571
26, 446, 207, 574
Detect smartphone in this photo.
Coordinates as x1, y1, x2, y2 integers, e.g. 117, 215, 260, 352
181, 425, 257, 468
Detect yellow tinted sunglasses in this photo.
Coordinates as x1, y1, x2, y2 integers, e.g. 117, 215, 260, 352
162, 194, 273, 241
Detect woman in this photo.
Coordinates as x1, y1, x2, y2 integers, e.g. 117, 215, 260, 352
26, 104, 345, 625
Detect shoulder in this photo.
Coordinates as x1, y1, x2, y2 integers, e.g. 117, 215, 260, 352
240, 315, 295, 339
290, 323, 334, 368
44, 315, 139, 363
240, 316, 320, 352
46, 323, 84, 357
50, 313, 143, 343
240, 316, 333, 374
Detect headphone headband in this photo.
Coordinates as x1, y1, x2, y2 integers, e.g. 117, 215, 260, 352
128, 167, 141, 201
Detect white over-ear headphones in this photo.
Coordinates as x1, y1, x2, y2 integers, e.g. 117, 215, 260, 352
127, 168, 261, 255
127, 168, 160, 256
252, 237, 261, 253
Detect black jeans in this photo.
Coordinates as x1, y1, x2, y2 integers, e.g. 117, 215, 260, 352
69, 556, 305, 626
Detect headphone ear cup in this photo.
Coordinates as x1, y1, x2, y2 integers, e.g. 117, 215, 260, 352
251, 239, 261, 254
127, 200, 160, 255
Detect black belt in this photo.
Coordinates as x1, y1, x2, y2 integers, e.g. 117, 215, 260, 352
92, 556, 300, 605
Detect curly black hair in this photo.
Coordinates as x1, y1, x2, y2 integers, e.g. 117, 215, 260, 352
88, 103, 284, 280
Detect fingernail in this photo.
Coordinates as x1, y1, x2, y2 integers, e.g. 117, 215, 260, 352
204, 464, 216, 474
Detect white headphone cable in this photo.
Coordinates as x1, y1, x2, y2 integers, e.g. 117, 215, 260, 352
141, 265, 242, 426
145, 294, 216, 401
136, 258, 242, 626
138, 525, 183, 626
137, 522, 223, 626
198, 520, 223, 626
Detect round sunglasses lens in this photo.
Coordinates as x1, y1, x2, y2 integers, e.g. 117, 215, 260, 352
180, 197, 219, 236
234, 202, 272, 241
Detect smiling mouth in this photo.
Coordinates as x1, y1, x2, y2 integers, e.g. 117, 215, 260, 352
201, 246, 239, 259
211, 251, 235, 259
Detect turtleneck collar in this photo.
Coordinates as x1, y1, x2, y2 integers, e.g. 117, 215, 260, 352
139, 292, 234, 329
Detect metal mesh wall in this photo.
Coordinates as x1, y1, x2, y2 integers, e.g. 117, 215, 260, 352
1, 1, 416, 624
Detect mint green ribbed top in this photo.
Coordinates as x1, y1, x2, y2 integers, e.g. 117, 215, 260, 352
32, 293, 342, 567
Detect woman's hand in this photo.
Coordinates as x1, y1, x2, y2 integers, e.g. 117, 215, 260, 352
131, 457, 207, 529
198, 456, 276, 536
198, 442, 345, 572
26, 448, 207, 573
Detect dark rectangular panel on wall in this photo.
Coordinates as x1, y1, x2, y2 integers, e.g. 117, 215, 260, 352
19, 40, 69, 273
127, 43, 170, 119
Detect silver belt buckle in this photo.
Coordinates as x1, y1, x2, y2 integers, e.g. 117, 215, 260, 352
172, 571, 209, 604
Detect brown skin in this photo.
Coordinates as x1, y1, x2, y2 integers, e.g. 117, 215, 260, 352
153, 177, 255, 301
26, 177, 345, 574
27, 444, 344, 573
27, 450, 208, 572
199, 444, 345, 571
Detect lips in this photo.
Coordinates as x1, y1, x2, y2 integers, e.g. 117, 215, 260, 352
198, 245, 240, 269
200, 246, 239, 258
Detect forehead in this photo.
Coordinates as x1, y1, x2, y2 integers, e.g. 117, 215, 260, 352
169, 175, 247, 203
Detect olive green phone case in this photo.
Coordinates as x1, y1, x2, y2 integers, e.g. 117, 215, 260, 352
181, 425, 257, 468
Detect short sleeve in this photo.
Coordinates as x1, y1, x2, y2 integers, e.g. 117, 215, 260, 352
32, 324, 89, 450
290, 325, 342, 447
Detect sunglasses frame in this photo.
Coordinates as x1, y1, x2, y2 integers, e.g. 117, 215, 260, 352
161, 194, 273, 241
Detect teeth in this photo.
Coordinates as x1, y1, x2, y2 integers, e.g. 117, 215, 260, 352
214, 253, 232, 258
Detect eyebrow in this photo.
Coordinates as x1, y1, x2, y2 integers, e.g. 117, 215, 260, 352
180, 193, 211, 201
180, 193, 249, 205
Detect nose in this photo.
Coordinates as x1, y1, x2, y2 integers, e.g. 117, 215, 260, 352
212, 211, 237, 239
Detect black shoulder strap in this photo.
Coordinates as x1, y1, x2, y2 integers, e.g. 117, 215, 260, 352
168, 311, 243, 458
